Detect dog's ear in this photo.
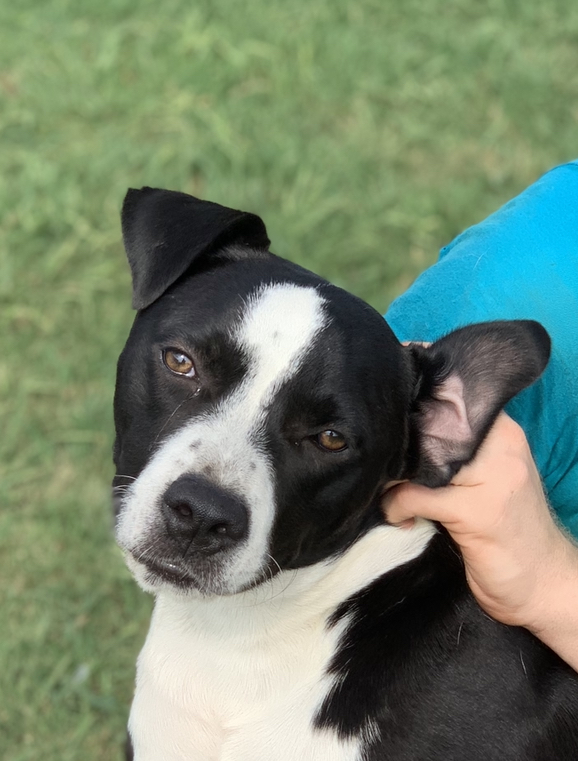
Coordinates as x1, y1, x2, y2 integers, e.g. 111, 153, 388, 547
121, 187, 271, 310
405, 320, 550, 487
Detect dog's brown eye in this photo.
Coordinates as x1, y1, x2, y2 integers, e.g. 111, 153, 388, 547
162, 348, 195, 377
314, 430, 348, 452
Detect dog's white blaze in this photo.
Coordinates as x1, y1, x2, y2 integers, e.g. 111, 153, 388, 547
116, 283, 327, 593
232, 283, 326, 414
222, 283, 327, 588
129, 521, 436, 760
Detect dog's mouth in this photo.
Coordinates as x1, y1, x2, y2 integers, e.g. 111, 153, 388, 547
128, 549, 237, 595
126, 545, 278, 597
140, 556, 197, 587
124, 546, 208, 590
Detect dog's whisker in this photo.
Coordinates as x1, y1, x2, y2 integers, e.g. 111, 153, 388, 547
132, 539, 167, 565
456, 621, 464, 647
519, 650, 528, 678
152, 392, 198, 448
267, 567, 298, 603
133, 545, 154, 564
266, 552, 283, 577
244, 554, 297, 607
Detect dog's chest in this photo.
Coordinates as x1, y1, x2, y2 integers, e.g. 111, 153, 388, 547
129, 594, 361, 761
127, 524, 437, 760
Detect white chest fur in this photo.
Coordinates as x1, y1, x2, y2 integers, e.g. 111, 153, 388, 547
129, 521, 435, 761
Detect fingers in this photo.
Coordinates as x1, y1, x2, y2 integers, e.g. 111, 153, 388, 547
383, 481, 462, 526
449, 414, 534, 498
455, 413, 529, 478
382, 413, 529, 528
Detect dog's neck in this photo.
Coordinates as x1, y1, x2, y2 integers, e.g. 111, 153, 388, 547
152, 520, 437, 641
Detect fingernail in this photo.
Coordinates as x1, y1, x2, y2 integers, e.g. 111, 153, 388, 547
384, 515, 415, 530
394, 518, 416, 530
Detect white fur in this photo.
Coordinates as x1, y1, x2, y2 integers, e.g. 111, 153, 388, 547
116, 284, 327, 594
130, 520, 436, 760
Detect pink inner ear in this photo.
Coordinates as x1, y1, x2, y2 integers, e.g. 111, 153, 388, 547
422, 374, 472, 443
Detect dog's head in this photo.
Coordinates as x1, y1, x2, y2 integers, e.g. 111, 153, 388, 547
113, 188, 550, 596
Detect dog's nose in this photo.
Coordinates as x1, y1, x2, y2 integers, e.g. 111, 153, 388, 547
161, 475, 248, 553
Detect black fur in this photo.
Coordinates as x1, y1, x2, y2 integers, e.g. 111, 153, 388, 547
316, 531, 578, 759
125, 732, 134, 761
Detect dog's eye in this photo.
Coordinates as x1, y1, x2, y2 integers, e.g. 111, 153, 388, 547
314, 430, 348, 452
162, 348, 196, 377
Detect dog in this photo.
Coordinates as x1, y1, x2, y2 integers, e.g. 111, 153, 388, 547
113, 187, 578, 760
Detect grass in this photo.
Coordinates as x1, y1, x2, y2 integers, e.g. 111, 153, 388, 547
1, 0, 577, 757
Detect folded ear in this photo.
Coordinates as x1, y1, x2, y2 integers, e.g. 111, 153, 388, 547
406, 320, 550, 487
121, 187, 271, 310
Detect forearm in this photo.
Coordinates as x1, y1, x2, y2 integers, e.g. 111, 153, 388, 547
525, 534, 578, 672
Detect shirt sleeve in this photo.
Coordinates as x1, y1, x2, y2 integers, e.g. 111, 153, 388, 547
385, 161, 578, 537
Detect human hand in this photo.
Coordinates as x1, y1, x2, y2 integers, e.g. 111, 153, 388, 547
382, 413, 575, 636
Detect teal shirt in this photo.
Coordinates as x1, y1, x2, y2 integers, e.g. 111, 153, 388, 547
386, 161, 578, 537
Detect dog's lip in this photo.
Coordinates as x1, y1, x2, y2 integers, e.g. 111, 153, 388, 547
137, 555, 195, 584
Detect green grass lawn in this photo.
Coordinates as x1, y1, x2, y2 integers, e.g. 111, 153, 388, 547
1, 0, 578, 758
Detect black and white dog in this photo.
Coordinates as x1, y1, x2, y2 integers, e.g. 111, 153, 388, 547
113, 187, 578, 761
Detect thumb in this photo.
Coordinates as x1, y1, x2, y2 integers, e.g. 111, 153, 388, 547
381, 482, 420, 526
382, 481, 453, 526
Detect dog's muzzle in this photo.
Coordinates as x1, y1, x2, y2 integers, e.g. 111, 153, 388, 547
127, 474, 251, 593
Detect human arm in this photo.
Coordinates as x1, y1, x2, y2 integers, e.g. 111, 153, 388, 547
382, 413, 578, 671
385, 161, 578, 538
